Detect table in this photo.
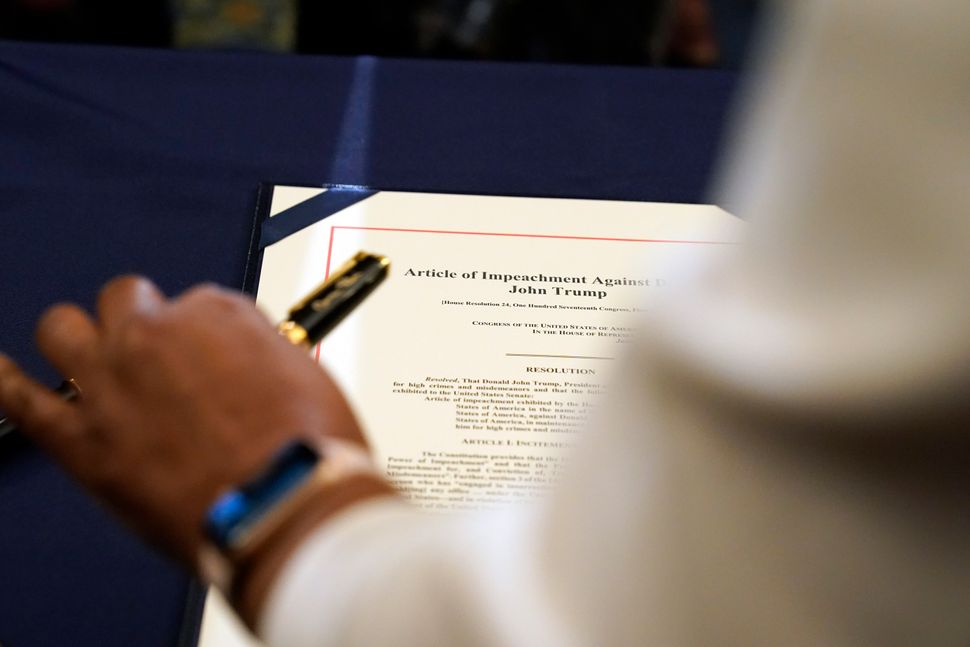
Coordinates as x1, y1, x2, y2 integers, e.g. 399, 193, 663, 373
0, 40, 735, 646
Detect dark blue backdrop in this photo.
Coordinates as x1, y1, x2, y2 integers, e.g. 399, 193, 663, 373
0, 40, 735, 646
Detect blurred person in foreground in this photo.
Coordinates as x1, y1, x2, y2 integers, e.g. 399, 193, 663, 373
1, 0, 968, 645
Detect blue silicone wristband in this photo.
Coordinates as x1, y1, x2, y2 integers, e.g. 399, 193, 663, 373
204, 441, 320, 550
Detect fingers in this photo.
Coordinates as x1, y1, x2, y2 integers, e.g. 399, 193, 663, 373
0, 353, 82, 442
36, 303, 100, 378
38, 277, 166, 376
97, 275, 166, 333
177, 283, 264, 332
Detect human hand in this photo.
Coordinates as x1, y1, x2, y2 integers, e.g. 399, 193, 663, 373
0, 276, 368, 567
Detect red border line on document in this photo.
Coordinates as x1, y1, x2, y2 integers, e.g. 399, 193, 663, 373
330, 225, 733, 246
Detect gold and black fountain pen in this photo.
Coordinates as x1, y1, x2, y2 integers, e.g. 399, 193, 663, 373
0, 251, 390, 443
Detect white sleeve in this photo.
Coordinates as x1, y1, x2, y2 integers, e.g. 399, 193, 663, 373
259, 1, 970, 645
258, 498, 580, 647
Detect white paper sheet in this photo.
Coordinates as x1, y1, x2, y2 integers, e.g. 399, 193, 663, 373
198, 186, 739, 646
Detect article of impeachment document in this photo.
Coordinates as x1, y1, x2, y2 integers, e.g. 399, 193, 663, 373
198, 186, 740, 646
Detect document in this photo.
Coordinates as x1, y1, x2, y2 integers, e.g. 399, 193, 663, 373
258, 187, 738, 508
198, 186, 739, 645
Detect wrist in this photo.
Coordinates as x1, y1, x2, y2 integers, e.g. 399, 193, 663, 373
235, 472, 397, 628
196, 437, 398, 628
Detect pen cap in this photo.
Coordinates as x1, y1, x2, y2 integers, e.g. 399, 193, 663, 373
283, 252, 389, 346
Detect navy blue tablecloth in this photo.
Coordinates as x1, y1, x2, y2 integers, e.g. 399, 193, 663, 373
0, 40, 735, 646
